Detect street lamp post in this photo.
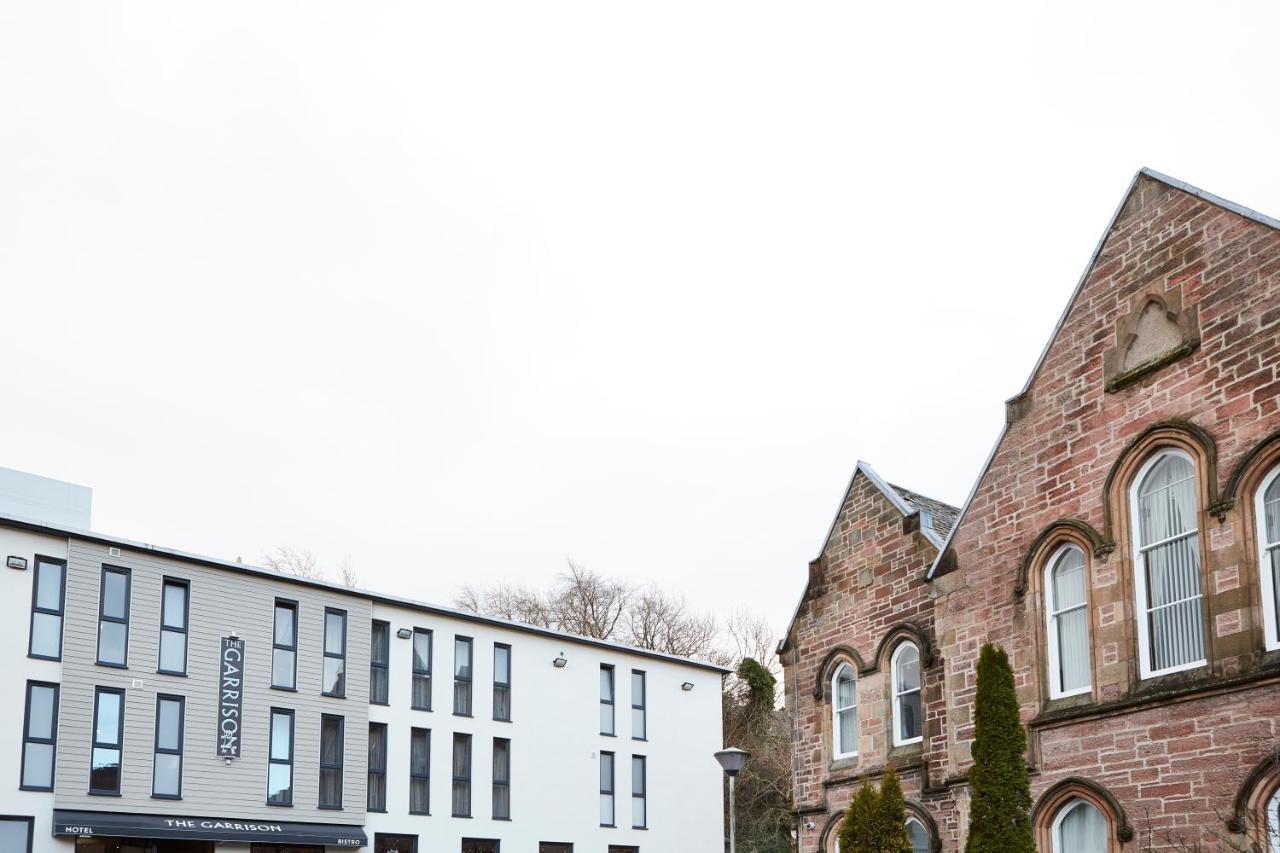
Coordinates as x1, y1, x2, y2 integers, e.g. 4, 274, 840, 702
714, 747, 750, 853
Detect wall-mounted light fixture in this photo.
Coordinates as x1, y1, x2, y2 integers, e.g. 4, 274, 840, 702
553, 655, 568, 668
397, 628, 413, 640
6, 556, 28, 570
682, 682, 694, 691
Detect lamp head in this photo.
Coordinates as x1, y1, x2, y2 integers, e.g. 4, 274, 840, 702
714, 747, 750, 776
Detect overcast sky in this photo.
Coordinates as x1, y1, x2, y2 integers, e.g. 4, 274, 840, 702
3, 1, 1278, 645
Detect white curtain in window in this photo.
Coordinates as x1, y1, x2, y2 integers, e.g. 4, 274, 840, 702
834, 665, 857, 756
893, 643, 922, 743
1050, 547, 1090, 693
1265, 475, 1280, 636
1137, 453, 1204, 671
1055, 800, 1107, 853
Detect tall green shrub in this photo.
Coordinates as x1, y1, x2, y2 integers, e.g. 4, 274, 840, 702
837, 768, 912, 853
964, 644, 1034, 853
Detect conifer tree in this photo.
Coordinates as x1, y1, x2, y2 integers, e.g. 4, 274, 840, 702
839, 781, 880, 852
875, 766, 913, 853
964, 644, 1035, 853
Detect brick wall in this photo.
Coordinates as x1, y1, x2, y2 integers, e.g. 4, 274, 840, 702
933, 173, 1280, 849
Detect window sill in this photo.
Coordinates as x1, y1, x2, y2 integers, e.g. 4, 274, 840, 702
28, 653, 62, 663
270, 685, 298, 693
454, 712, 474, 719
20, 785, 54, 793
265, 801, 294, 808
151, 794, 183, 801
95, 661, 128, 670
409, 811, 431, 817
88, 791, 122, 797
157, 670, 188, 678
411, 705, 433, 712
322, 694, 348, 700
319, 805, 343, 811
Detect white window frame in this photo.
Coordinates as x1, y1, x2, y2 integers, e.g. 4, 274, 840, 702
891, 642, 923, 747
1130, 448, 1207, 679
831, 663, 858, 759
1257, 465, 1280, 652
1051, 798, 1107, 853
1044, 544, 1092, 699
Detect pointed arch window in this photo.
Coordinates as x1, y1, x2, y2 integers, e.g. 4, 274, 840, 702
1131, 449, 1206, 678
1257, 466, 1280, 651
891, 642, 922, 746
1268, 787, 1280, 853
1052, 799, 1108, 853
1045, 544, 1091, 698
831, 664, 857, 759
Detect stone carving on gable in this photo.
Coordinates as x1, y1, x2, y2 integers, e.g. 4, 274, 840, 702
1103, 285, 1200, 392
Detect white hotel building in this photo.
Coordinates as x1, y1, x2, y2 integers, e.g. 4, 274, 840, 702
0, 468, 726, 853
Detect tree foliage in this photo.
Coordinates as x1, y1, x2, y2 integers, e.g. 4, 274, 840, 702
964, 644, 1034, 853
838, 767, 911, 853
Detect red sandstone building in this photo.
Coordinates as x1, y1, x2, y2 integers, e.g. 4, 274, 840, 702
780, 169, 1280, 853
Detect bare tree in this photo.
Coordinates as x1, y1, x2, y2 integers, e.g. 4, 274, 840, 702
263, 546, 325, 580
554, 560, 631, 641
627, 585, 719, 660
338, 558, 359, 589
456, 582, 557, 629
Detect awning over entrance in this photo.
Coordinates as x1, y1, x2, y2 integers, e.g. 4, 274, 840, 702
52, 810, 367, 847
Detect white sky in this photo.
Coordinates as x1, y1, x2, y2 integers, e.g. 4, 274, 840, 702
3, 2, 1278, 644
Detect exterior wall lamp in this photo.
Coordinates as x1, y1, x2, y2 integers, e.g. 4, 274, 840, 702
553, 655, 568, 668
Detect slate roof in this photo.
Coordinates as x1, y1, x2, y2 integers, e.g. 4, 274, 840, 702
889, 483, 960, 539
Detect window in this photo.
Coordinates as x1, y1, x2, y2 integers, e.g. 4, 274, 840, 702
96, 566, 131, 667
375, 834, 418, 853
413, 628, 433, 710
832, 663, 857, 758
28, 556, 65, 660
323, 608, 348, 697
493, 644, 511, 721
454, 637, 473, 716
272, 600, 298, 690
158, 579, 189, 675
90, 687, 124, 794
492, 737, 511, 819
906, 817, 930, 853
1131, 450, 1206, 677
540, 845, 573, 853
410, 728, 431, 814
1257, 466, 1280, 650
600, 750, 615, 826
607, 846, 639, 853
452, 733, 472, 817
461, 840, 500, 853
600, 665, 615, 736
152, 695, 184, 798
1269, 788, 1280, 853
318, 714, 344, 808
370, 620, 390, 705
1045, 545, 1091, 697
1051, 799, 1108, 853
632, 755, 647, 829
0, 817, 33, 853
368, 723, 387, 811
631, 671, 646, 740
891, 642, 923, 746
21, 681, 59, 791
267, 709, 294, 805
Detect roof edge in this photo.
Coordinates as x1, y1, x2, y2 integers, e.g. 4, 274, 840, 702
0, 512, 730, 674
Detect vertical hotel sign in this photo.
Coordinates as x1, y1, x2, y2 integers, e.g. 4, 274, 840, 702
217, 637, 245, 758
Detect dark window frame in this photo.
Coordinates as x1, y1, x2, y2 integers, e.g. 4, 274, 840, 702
412, 627, 433, 711
461, 840, 501, 853
600, 665, 616, 736
95, 565, 131, 668
493, 643, 512, 722
410, 727, 431, 816
492, 737, 511, 820
600, 750, 615, 827
27, 555, 66, 661
151, 693, 185, 800
266, 707, 295, 807
0, 815, 34, 853
20, 680, 59, 792
157, 577, 191, 676
367, 722, 388, 812
374, 834, 419, 853
631, 754, 647, 829
539, 844, 575, 853
322, 607, 348, 699
89, 686, 125, 796
370, 620, 390, 706
318, 713, 345, 809
271, 598, 298, 691
452, 732, 473, 817
453, 636, 474, 717
631, 669, 646, 741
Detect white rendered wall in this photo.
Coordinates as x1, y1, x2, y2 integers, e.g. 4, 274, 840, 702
366, 601, 726, 853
